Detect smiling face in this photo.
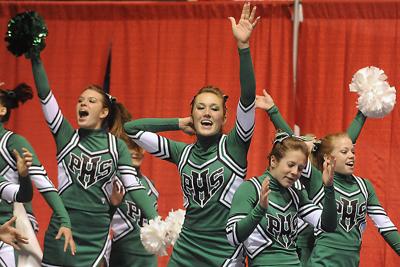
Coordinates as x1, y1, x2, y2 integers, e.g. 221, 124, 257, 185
329, 136, 355, 175
269, 150, 307, 188
76, 89, 109, 129
191, 92, 226, 137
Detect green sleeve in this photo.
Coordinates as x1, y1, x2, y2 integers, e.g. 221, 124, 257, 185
42, 191, 71, 228
238, 48, 256, 107
382, 231, 400, 255
31, 57, 51, 99
124, 118, 186, 165
224, 48, 256, 168
346, 110, 367, 143
320, 185, 337, 232
124, 118, 180, 135
228, 180, 266, 243
266, 105, 294, 134
364, 179, 400, 255
235, 204, 266, 242
126, 189, 158, 220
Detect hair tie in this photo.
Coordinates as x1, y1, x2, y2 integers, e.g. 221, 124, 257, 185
105, 93, 116, 104
273, 131, 306, 145
312, 139, 322, 152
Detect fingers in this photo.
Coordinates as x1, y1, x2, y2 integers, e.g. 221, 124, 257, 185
240, 2, 247, 21
10, 241, 21, 251
12, 149, 22, 161
70, 238, 76, 256
249, 5, 257, 22
55, 229, 62, 240
4, 216, 17, 226
252, 16, 261, 28
16, 235, 29, 244
22, 148, 33, 168
228, 17, 236, 28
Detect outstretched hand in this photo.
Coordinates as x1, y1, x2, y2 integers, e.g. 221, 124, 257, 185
322, 156, 336, 187
13, 148, 33, 178
228, 2, 260, 49
260, 178, 271, 209
55, 226, 76, 256
255, 89, 275, 110
0, 217, 29, 250
179, 117, 195, 136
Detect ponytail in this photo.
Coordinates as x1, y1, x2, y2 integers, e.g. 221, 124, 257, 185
0, 83, 33, 122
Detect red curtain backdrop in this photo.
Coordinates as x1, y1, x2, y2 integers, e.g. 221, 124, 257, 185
0, 1, 398, 266
297, 1, 400, 266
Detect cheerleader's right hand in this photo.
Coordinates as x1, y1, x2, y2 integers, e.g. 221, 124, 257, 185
255, 89, 275, 111
179, 117, 195, 135
260, 178, 271, 209
56, 226, 76, 256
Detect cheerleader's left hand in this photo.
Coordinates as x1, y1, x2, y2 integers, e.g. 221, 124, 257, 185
322, 156, 335, 187
56, 226, 76, 256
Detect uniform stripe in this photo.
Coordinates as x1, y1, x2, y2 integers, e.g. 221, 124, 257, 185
178, 145, 193, 175
219, 173, 244, 208
243, 225, 272, 259
301, 160, 312, 179
218, 136, 246, 177
111, 208, 135, 242
57, 131, 79, 162
0, 131, 16, 169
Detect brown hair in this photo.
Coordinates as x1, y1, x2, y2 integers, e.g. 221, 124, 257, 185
311, 132, 349, 171
0, 83, 33, 122
83, 85, 133, 140
268, 134, 309, 166
190, 85, 228, 116
82, 86, 142, 153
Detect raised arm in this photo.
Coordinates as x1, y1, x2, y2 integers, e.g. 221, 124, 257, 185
30, 56, 75, 151
256, 89, 294, 134
124, 118, 188, 164
346, 110, 367, 143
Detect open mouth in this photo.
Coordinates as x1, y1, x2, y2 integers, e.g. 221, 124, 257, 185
79, 110, 89, 118
200, 119, 213, 127
345, 161, 354, 167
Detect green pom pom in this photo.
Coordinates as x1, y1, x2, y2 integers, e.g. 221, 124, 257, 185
4, 11, 48, 58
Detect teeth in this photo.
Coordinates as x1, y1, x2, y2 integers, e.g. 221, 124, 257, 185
201, 120, 213, 126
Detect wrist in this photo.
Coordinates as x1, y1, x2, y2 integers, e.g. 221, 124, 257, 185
237, 41, 249, 49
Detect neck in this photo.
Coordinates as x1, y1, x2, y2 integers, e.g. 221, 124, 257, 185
196, 133, 221, 147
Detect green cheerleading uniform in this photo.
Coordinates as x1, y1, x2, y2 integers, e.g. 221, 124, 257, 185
108, 170, 159, 267
266, 106, 366, 265
308, 173, 400, 266
124, 48, 256, 267
31, 57, 158, 267
0, 122, 69, 267
226, 171, 337, 267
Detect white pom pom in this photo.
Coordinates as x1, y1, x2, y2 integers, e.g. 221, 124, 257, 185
140, 216, 168, 256
349, 66, 396, 118
165, 209, 185, 246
